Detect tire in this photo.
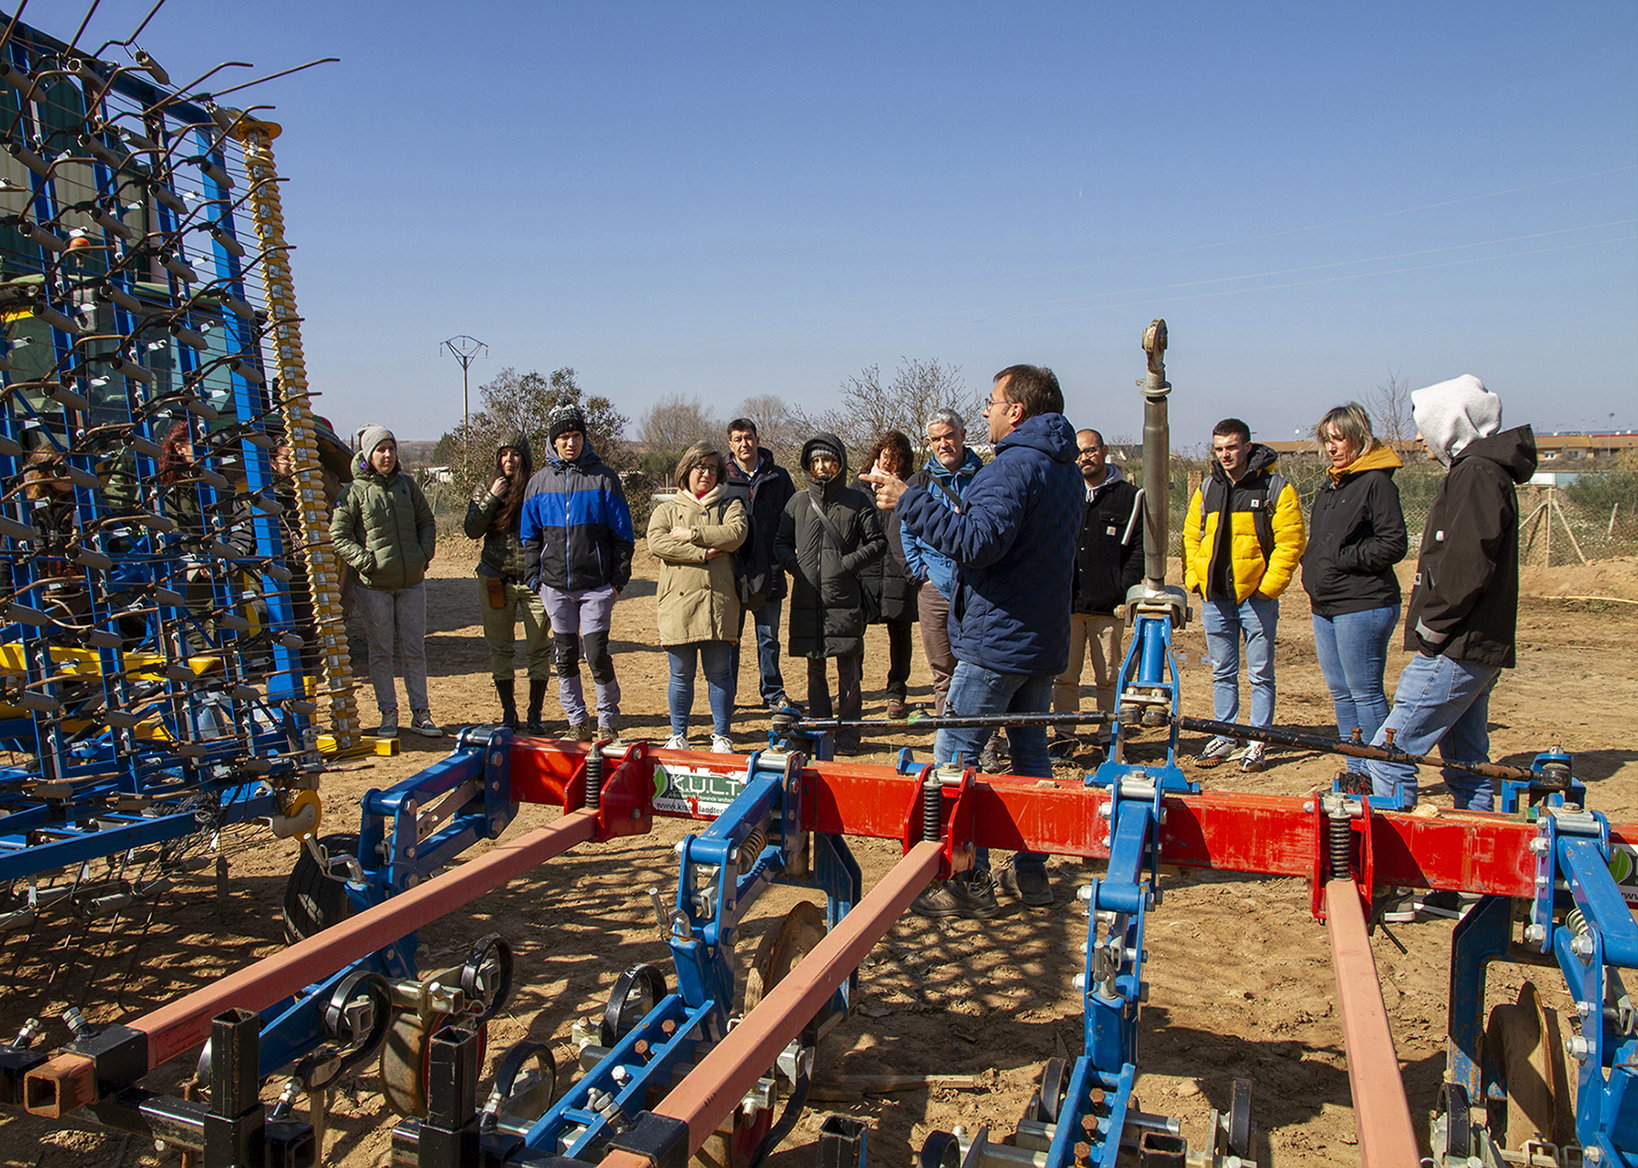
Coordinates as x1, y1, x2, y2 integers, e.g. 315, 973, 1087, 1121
282, 832, 358, 943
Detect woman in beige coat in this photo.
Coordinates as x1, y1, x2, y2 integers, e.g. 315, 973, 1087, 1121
647, 442, 749, 752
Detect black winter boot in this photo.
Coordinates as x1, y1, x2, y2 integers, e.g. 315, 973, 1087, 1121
525, 678, 549, 735
494, 678, 518, 730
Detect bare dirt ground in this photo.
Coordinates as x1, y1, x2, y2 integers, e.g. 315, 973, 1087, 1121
4, 539, 1635, 1167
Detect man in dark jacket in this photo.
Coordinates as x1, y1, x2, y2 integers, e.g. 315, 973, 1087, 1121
723, 418, 797, 709
1050, 429, 1142, 758
773, 433, 885, 754
869, 365, 1081, 915
1367, 375, 1537, 813
520, 404, 635, 741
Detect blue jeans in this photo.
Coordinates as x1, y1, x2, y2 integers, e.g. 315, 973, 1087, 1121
667, 641, 734, 737
1311, 604, 1400, 775
935, 661, 1053, 874
1368, 652, 1502, 810
733, 599, 785, 705
1201, 594, 1280, 735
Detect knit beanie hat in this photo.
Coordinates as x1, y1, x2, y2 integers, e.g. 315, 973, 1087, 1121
802, 434, 843, 467
1411, 374, 1502, 467
355, 423, 394, 474
548, 404, 587, 445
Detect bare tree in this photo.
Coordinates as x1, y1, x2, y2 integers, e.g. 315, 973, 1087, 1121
796, 357, 975, 463
438, 367, 628, 493
1369, 369, 1414, 444
637, 394, 721, 457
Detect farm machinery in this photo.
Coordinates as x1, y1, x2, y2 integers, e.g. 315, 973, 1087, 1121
1, 318, 1632, 1167
0, 6, 1631, 1163
0, 9, 357, 958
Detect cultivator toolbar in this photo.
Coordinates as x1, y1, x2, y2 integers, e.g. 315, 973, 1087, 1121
0, 10, 347, 932
5, 726, 1632, 1165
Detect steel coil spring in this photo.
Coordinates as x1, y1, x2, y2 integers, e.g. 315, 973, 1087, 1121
1329, 807, 1352, 880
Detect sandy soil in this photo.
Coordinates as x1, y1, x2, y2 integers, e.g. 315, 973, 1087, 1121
4, 537, 1635, 1167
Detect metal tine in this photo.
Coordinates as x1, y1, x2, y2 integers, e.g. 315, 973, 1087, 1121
89, 0, 168, 60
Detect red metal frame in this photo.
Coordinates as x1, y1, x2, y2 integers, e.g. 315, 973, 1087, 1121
1325, 878, 1418, 1163
25, 739, 1636, 1125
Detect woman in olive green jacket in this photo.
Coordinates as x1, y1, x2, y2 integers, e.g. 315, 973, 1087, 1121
646, 442, 747, 753
330, 424, 439, 738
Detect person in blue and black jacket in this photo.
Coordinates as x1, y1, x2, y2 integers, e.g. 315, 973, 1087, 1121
520, 403, 635, 742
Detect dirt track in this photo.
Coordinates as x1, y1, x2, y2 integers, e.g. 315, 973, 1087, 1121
3, 540, 1635, 1167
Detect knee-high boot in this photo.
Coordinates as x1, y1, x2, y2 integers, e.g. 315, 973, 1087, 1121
495, 678, 518, 730
526, 678, 549, 734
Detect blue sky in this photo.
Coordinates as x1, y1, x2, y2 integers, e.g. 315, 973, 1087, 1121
80, 0, 1638, 444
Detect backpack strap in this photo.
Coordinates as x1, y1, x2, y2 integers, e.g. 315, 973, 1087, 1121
1200, 472, 1285, 561
803, 493, 847, 548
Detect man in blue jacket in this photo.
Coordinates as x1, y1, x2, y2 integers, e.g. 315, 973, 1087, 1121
521, 403, 635, 742
867, 365, 1081, 917
900, 408, 983, 718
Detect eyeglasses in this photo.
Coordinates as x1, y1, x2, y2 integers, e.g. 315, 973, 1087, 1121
692, 464, 718, 476
982, 394, 1016, 415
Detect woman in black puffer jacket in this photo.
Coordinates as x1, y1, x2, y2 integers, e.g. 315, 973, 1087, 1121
774, 433, 886, 754
465, 434, 552, 732
1300, 403, 1408, 791
855, 431, 919, 717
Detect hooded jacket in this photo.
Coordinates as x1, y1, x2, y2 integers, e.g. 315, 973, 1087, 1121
773, 434, 887, 658
1300, 442, 1408, 617
1183, 443, 1306, 603
519, 439, 635, 592
720, 446, 796, 603
1404, 425, 1537, 666
646, 484, 749, 645
896, 412, 1082, 675
1072, 463, 1144, 615
330, 462, 436, 592
901, 447, 984, 600
464, 434, 535, 581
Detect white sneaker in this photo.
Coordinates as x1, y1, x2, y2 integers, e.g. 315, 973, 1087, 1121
663, 734, 688, 750
711, 735, 734, 754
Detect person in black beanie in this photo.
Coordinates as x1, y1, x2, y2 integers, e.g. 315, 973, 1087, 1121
520, 403, 635, 741
774, 433, 885, 754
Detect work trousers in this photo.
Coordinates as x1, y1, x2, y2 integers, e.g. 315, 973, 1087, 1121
477, 575, 552, 681
355, 581, 428, 714
917, 581, 957, 715
1052, 612, 1124, 742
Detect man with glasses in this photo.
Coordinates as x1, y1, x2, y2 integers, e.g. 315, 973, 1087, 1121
1051, 429, 1143, 761
866, 365, 1080, 917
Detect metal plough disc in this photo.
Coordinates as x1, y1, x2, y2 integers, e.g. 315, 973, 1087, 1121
743, 899, 826, 1014
378, 1010, 488, 1118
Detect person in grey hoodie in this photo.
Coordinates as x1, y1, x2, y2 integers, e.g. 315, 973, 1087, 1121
1367, 375, 1537, 816
465, 434, 552, 732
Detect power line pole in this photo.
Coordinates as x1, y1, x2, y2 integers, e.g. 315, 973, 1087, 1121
442, 335, 488, 474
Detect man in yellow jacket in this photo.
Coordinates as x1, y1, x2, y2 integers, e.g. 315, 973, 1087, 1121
1183, 418, 1306, 772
